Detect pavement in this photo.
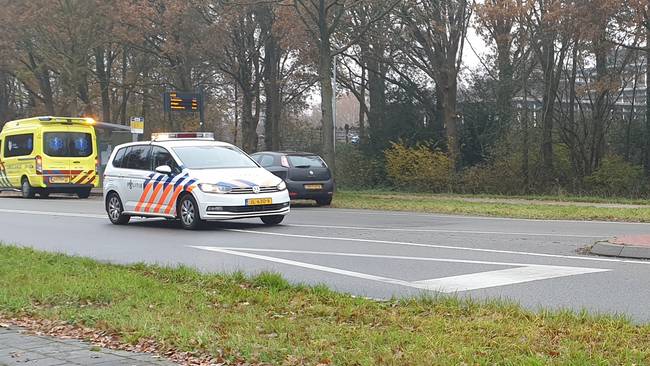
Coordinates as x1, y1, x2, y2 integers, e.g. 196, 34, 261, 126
0, 325, 174, 365
2, 192, 650, 323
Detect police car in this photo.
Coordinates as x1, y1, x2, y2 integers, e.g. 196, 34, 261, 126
103, 132, 290, 229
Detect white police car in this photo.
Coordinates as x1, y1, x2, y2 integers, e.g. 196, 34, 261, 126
103, 132, 290, 229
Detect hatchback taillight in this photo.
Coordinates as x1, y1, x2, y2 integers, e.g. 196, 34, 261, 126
35, 155, 43, 175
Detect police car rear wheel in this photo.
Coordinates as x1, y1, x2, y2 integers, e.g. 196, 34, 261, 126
21, 178, 35, 199
179, 195, 202, 230
107, 192, 130, 225
261, 215, 284, 225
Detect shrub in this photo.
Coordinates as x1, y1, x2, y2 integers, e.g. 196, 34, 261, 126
459, 153, 526, 195
584, 156, 644, 197
384, 142, 452, 192
335, 144, 386, 189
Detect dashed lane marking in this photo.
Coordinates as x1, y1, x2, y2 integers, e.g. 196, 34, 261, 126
284, 223, 600, 238
224, 228, 650, 265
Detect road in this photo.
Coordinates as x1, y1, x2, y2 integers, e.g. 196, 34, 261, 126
1, 193, 650, 322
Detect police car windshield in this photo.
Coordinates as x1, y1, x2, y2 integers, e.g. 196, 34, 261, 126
173, 146, 258, 169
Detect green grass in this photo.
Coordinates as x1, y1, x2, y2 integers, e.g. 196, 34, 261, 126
2, 245, 650, 365
332, 190, 650, 222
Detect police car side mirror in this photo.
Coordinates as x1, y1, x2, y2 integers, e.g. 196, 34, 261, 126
155, 165, 172, 176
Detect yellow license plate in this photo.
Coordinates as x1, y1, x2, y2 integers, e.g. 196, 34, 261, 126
304, 184, 323, 190
50, 176, 69, 184
246, 198, 272, 206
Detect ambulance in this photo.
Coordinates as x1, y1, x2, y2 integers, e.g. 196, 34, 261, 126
0, 116, 99, 198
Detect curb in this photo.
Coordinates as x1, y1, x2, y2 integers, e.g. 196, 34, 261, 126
590, 241, 650, 260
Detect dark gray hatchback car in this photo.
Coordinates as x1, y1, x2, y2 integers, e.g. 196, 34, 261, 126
251, 151, 334, 206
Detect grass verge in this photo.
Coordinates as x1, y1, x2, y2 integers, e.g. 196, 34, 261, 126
333, 190, 650, 222
1, 245, 650, 365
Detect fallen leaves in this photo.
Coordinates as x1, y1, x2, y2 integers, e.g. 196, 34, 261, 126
0, 315, 230, 366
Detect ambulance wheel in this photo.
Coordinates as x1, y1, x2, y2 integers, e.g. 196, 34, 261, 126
106, 192, 130, 225
261, 215, 284, 225
21, 178, 35, 199
178, 194, 203, 230
77, 188, 91, 199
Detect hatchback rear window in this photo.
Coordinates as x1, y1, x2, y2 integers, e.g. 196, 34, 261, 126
44, 132, 93, 157
287, 155, 326, 168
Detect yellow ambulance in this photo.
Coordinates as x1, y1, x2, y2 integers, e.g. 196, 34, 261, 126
0, 116, 99, 198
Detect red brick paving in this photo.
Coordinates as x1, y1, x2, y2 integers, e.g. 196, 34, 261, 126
610, 235, 650, 247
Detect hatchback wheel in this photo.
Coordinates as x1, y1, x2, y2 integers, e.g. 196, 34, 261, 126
179, 195, 203, 230
316, 197, 332, 206
106, 192, 130, 225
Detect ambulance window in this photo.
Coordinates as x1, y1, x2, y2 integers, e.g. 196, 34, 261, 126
151, 146, 180, 174
112, 147, 127, 168
44, 132, 92, 157
4, 134, 34, 157
124, 145, 151, 170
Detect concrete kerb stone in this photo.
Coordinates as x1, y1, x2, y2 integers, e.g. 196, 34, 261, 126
590, 241, 624, 257
590, 237, 650, 259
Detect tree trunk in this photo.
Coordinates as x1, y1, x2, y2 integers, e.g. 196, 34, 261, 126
367, 62, 386, 150
522, 63, 529, 190
358, 66, 366, 142
263, 25, 281, 151
590, 29, 609, 175
94, 47, 111, 122
645, 30, 650, 175
318, 41, 335, 171
436, 63, 460, 168
241, 90, 258, 153
119, 48, 128, 124
496, 39, 514, 143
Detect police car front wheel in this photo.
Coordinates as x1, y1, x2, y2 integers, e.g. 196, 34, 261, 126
106, 192, 130, 225
261, 215, 285, 225
178, 195, 203, 230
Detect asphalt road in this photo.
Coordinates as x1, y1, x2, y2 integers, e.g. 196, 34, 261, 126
2, 192, 650, 322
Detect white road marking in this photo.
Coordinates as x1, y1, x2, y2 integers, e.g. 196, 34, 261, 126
190, 246, 610, 293
190, 246, 417, 288
0, 208, 105, 219
298, 208, 650, 225
285, 223, 600, 238
414, 266, 606, 293
225, 228, 650, 265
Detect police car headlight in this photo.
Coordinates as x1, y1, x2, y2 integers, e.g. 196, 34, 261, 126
277, 181, 287, 191
199, 183, 232, 194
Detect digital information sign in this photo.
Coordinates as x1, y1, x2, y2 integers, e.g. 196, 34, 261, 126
164, 92, 200, 112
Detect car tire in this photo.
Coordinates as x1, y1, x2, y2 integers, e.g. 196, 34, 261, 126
77, 188, 91, 199
21, 178, 35, 199
178, 194, 203, 230
316, 197, 332, 206
261, 215, 285, 225
106, 192, 130, 225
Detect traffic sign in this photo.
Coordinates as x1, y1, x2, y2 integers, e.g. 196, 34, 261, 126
130, 117, 144, 134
